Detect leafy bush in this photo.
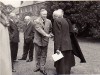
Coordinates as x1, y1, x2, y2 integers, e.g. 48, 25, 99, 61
45, 1, 100, 38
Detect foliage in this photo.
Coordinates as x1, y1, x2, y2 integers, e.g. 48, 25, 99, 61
45, 1, 100, 38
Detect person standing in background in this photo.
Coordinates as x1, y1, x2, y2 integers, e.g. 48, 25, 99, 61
19, 16, 35, 62
8, 13, 19, 72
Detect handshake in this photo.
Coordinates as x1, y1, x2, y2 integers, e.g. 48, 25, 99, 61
45, 33, 54, 38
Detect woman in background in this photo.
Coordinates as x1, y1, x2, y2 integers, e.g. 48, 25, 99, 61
0, 2, 12, 75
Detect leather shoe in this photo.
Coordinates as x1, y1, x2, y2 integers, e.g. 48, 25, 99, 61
18, 58, 26, 60
26, 59, 33, 62
34, 68, 40, 72
13, 60, 18, 62
40, 70, 47, 75
12, 69, 16, 72
80, 60, 86, 63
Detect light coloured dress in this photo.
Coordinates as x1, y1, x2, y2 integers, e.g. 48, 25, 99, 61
0, 11, 12, 75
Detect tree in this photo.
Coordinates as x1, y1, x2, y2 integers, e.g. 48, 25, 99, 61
45, 1, 100, 38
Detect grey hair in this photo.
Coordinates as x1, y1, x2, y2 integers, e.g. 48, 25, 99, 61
53, 9, 64, 18
25, 16, 31, 20
53, 10, 58, 18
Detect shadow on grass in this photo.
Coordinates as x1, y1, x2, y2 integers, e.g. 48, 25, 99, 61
77, 37, 100, 43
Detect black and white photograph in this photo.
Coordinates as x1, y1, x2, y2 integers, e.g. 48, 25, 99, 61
0, 0, 100, 75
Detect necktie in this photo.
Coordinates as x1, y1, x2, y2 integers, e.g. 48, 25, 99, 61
43, 20, 45, 25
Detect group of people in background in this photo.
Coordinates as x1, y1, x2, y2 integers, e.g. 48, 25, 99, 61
0, 1, 86, 75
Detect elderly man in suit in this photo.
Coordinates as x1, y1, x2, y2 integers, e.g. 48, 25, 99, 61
33, 9, 53, 75
53, 9, 86, 75
8, 13, 19, 72
19, 16, 35, 62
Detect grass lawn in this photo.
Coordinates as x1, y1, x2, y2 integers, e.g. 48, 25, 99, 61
13, 32, 100, 75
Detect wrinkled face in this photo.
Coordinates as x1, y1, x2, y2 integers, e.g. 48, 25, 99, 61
53, 15, 58, 20
25, 19, 30, 23
40, 11, 47, 20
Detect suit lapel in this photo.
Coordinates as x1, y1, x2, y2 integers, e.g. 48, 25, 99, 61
24, 22, 31, 32
39, 17, 45, 29
43, 19, 48, 30
13, 22, 17, 29
10, 19, 18, 29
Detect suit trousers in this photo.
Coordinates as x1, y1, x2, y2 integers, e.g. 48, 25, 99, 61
10, 42, 18, 69
22, 40, 34, 60
34, 44, 48, 70
10, 42, 18, 61
55, 50, 75, 75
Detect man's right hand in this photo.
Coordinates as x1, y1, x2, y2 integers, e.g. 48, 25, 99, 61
45, 34, 52, 38
56, 50, 61, 55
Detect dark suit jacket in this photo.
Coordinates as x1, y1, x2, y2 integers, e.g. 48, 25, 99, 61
8, 19, 19, 43
34, 17, 52, 46
53, 18, 86, 63
53, 18, 72, 51
24, 21, 35, 43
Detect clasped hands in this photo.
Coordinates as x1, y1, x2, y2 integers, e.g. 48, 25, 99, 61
45, 33, 54, 38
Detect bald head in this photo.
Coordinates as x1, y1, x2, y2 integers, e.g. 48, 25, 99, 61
24, 16, 31, 23
25, 16, 31, 20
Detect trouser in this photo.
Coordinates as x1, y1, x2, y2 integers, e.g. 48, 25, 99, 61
34, 44, 48, 70
10, 42, 18, 61
22, 40, 34, 60
55, 50, 75, 75
10, 42, 18, 69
